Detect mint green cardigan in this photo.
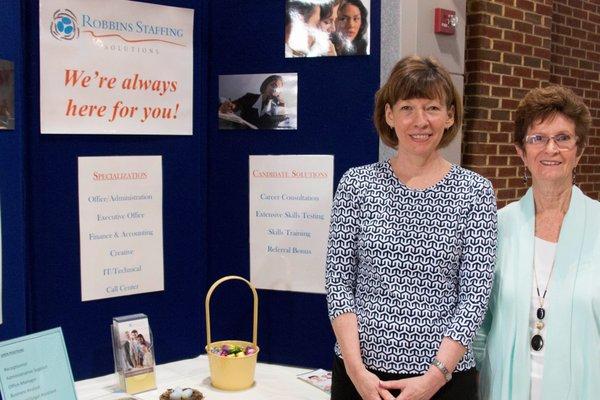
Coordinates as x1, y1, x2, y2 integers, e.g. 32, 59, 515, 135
474, 186, 600, 399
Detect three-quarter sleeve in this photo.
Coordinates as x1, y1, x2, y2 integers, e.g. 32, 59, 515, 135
325, 170, 361, 321
444, 181, 497, 348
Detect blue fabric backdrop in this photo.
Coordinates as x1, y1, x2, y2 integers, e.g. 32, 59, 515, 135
0, 0, 380, 381
0, 0, 27, 342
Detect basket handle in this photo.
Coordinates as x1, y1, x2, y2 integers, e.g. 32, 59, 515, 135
205, 275, 258, 348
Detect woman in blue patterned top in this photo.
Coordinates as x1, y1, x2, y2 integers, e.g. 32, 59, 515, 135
325, 55, 497, 400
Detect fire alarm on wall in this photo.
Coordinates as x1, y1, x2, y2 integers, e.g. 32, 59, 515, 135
434, 8, 458, 35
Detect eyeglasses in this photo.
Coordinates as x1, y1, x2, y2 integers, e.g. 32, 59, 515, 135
524, 133, 579, 150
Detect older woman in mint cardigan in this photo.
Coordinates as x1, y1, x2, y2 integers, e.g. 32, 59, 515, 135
474, 85, 600, 400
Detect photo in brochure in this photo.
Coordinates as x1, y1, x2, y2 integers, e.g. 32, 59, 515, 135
297, 368, 332, 393
111, 314, 156, 394
218, 73, 298, 130
285, 0, 370, 57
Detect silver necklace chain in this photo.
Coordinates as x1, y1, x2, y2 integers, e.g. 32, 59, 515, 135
533, 253, 556, 309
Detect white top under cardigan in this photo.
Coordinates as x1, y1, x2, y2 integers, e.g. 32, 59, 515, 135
531, 237, 556, 400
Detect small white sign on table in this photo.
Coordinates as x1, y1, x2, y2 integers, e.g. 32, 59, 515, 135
249, 155, 333, 294
0, 328, 78, 400
78, 156, 163, 301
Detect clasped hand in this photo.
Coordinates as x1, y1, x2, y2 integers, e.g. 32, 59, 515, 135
378, 371, 446, 400
350, 368, 394, 400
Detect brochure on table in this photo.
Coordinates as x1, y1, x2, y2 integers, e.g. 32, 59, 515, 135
249, 155, 333, 294
0, 328, 77, 400
297, 368, 332, 393
78, 156, 164, 301
111, 314, 156, 394
39, 0, 194, 134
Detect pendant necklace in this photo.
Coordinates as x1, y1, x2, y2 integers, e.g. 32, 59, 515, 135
531, 254, 556, 351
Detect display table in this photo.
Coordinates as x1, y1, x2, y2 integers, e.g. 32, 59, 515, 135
75, 355, 330, 400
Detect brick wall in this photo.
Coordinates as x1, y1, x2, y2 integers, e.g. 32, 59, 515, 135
463, 0, 600, 207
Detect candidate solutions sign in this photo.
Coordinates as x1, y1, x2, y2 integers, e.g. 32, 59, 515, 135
40, 0, 194, 135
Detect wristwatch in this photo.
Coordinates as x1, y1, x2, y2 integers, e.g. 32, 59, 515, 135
431, 358, 452, 382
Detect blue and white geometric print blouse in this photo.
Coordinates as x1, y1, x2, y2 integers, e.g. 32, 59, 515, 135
325, 161, 497, 374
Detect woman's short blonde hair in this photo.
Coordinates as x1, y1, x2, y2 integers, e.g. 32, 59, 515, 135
514, 85, 590, 155
374, 55, 463, 149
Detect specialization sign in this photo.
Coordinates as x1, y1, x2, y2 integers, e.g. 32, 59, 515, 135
78, 156, 164, 301
39, 0, 194, 134
249, 155, 333, 294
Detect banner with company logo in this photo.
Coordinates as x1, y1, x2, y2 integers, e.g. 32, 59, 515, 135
40, 0, 193, 134
78, 156, 163, 301
249, 155, 333, 294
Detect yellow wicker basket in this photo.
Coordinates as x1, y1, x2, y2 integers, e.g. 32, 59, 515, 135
205, 276, 259, 391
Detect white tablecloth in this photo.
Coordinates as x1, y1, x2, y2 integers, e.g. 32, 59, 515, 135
75, 355, 330, 400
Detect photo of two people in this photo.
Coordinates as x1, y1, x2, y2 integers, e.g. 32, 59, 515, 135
285, 0, 370, 57
122, 330, 154, 370
113, 320, 155, 376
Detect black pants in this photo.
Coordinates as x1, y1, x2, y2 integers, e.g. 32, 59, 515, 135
331, 356, 478, 400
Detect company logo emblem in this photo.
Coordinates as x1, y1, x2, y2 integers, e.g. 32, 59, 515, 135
50, 9, 80, 41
